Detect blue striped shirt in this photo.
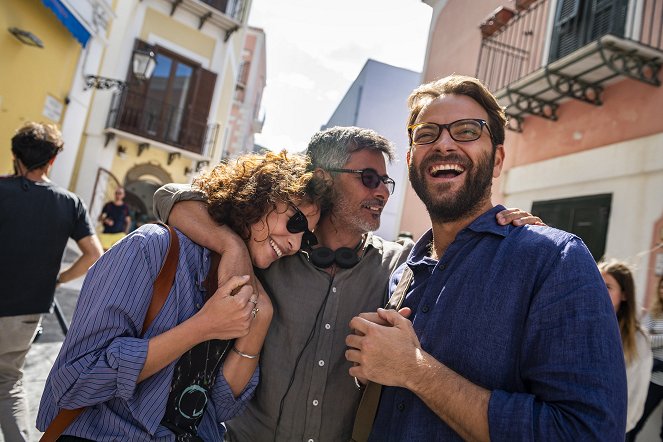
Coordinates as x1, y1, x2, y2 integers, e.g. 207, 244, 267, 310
37, 224, 258, 441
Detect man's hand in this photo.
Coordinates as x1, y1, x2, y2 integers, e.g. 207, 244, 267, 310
496, 208, 545, 226
346, 308, 422, 387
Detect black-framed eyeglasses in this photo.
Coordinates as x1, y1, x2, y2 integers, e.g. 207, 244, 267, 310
326, 168, 395, 195
408, 119, 493, 146
287, 205, 318, 248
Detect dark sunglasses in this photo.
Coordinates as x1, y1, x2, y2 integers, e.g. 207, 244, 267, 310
326, 168, 395, 195
287, 205, 319, 248
408, 118, 494, 146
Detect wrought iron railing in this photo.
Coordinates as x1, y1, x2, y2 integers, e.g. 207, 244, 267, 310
476, 0, 663, 93
106, 88, 219, 156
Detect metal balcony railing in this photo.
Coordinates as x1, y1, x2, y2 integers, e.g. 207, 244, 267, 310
476, 0, 663, 130
476, 0, 663, 94
106, 88, 219, 156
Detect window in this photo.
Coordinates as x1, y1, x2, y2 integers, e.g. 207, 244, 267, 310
117, 39, 217, 154
549, 0, 628, 62
531, 193, 612, 261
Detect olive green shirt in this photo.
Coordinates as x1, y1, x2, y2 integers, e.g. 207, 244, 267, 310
153, 184, 413, 442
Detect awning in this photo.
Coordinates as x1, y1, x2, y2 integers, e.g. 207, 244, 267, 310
42, 0, 91, 47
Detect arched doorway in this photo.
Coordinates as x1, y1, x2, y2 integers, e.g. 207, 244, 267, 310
124, 163, 172, 229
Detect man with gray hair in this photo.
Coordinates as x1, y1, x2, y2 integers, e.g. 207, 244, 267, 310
153, 126, 539, 441
0, 122, 103, 441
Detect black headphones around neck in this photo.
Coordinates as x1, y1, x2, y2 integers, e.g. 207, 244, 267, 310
307, 236, 366, 269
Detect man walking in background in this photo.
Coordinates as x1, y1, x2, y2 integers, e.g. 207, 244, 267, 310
0, 122, 102, 441
98, 186, 131, 250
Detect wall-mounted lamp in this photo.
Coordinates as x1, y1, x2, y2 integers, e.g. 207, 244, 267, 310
85, 48, 157, 91
8, 27, 44, 48
117, 145, 127, 159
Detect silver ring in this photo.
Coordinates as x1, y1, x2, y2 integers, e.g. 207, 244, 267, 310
249, 298, 258, 306
251, 307, 259, 318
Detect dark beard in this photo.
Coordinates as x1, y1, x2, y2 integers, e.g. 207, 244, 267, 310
409, 150, 495, 223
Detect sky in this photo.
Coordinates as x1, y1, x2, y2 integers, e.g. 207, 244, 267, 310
246, 0, 433, 153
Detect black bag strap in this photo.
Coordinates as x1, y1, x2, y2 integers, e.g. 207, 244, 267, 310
351, 265, 414, 442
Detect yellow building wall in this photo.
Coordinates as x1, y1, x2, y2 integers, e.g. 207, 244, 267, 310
110, 139, 191, 185
141, 8, 215, 62
0, 0, 81, 174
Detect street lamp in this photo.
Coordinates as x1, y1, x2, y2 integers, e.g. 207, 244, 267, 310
84, 48, 157, 91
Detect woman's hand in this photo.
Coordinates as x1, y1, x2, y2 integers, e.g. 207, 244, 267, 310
195, 275, 254, 341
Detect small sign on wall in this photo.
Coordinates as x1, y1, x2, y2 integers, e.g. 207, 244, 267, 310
42, 95, 63, 122
655, 252, 663, 276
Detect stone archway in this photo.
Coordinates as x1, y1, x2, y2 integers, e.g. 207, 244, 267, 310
123, 162, 173, 228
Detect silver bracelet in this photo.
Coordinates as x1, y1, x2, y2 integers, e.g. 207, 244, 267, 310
232, 347, 259, 359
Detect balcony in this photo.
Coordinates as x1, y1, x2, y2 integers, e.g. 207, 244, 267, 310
106, 88, 219, 158
476, 0, 663, 131
166, 0, 246, 35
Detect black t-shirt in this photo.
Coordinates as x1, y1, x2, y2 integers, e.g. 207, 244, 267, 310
0, 176, 95, 316
101, 201, 129, 233
161, 339, 233, 440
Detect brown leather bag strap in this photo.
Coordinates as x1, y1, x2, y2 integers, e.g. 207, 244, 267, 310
351, 265, 414, 442
40, 223, 180, 442
142, 222, 180, 336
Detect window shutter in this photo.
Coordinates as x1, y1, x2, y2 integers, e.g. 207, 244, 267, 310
182, 67, 217, 153
589, 0, 628, 40
549, 0, 582, 62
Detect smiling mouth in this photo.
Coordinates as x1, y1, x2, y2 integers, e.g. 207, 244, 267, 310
361, 201, 384, 214
269, 238, 283, 258
429, 163, 465, 178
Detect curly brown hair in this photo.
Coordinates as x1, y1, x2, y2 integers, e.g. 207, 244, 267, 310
194, 151, 333, 240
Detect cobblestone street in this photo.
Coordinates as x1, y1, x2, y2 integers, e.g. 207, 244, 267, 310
1, 283, 81, 442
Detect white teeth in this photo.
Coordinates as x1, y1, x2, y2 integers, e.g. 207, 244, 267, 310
430, 164, 464, 174
269, 239, 283, 257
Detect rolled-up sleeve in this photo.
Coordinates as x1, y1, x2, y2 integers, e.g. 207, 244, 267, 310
47, 229, 161, 408
487, 238, 627, 441
211, 367, 259, 424
153, 183, 207, 222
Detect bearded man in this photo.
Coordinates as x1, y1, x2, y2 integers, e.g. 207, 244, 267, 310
345, 75, 627, 442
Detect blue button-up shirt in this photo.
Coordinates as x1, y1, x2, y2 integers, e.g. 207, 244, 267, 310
37, 224, 257, 441
370, 205, 626, 441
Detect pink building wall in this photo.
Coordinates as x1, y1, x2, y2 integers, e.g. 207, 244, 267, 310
400, 0, 663, 241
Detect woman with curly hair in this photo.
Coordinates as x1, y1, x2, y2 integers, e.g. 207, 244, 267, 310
38, 151, 332, 441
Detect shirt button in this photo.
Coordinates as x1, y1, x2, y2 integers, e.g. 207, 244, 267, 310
325, 323, 331, 330
195, 303, 201, 309
308, 439, 314, 442
438, 264, 445, 270
397, 402, 405, 411
422, 305, 430, 313
332, 287, 337, 293
312, 399, 319, 406
318, 360, 325, 367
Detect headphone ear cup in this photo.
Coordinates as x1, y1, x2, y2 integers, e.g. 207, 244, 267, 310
309, 247, 336, 268
335, 247, 360, 269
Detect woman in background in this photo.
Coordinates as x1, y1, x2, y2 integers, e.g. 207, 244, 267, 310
599, 261, 655, 440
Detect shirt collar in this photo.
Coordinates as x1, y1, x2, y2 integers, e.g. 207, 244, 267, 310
408, 204, 508, 265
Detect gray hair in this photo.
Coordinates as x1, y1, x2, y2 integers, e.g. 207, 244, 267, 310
306, 126, 395, 169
